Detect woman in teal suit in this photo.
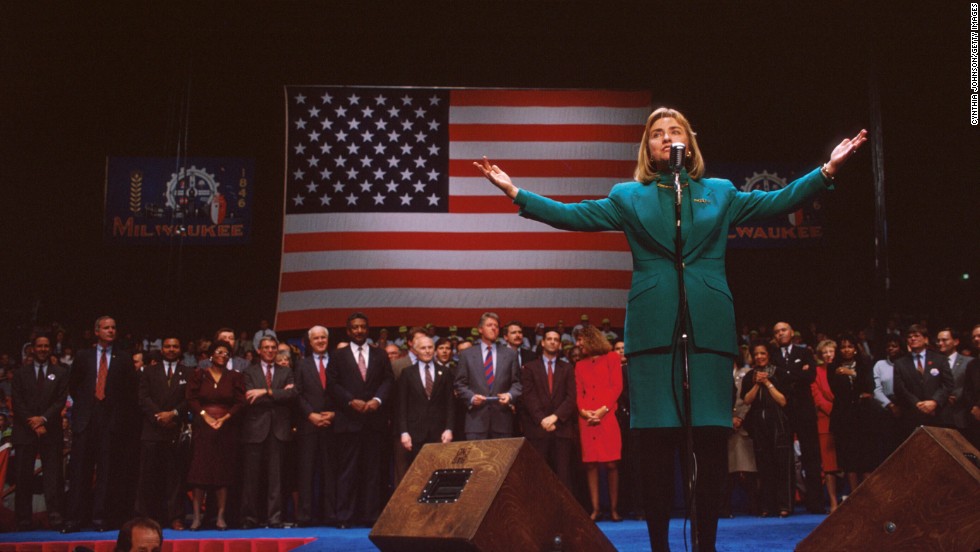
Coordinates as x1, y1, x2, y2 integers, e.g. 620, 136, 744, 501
475, 107, 866, 551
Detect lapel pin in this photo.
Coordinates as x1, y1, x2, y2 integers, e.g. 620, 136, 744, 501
693, 198, 709, 204
929, 368, 939, 376
47, 373, 56, 380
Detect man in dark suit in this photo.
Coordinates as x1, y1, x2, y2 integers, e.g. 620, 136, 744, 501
240, 336, 297, 528
770, 321, 824, 514
64, 316, 138, 533
893, 324, 954, 436
519, 329, 576, 491
327, 312, 394, 528
294, 325, 337, 527
135, 336, 192, 530
503, 321, 538, 369
396, 336, 454, 464
12, 334, 68, 530
454, 312, 522, 440
388, 325, 427, 489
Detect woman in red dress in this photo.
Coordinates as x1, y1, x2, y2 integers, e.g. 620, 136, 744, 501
575, 326, 624, 521
186, 340, 245, 530
811, 339, 840, 512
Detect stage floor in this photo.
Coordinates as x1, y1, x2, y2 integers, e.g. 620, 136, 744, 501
0, 511, 826, 552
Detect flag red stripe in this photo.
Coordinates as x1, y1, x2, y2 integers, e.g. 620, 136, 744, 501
277, 307, 626, 332
283, 232, 630, 253
448, 159, 635, 177
450, 89, 651, 108
450, 124, 642, 142
280, 269, 631, 292
449, 195, 604, 214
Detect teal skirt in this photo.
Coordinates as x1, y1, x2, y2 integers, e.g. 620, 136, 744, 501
628, 348, 734, 429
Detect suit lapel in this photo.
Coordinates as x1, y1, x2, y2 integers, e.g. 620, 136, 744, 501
631, 184, 674, 252
409, 364, 426, 398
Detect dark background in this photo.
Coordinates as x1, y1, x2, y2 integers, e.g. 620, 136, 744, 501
2, 2, 977, 348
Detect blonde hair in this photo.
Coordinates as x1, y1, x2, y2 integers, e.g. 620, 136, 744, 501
815, 339, 837, 364
633, 107, 705, 183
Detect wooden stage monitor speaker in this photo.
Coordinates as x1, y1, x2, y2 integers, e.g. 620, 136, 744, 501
369, 437, 616, 552
796, 426, 980, 552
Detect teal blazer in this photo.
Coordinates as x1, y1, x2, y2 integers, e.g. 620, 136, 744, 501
514, 167, 831, 358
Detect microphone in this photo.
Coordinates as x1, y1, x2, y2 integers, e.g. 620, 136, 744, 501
669, 143, 685, 206
669, 142, 686, 173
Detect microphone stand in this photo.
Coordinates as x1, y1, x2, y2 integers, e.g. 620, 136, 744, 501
672, 165, 698, 551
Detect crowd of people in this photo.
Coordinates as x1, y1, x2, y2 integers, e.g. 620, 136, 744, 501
3, 312, 979, 534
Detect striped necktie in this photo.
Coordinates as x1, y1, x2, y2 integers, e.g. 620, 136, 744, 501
484, 347, 494, 388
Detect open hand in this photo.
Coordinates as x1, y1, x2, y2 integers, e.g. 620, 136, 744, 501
473, 157, 519, 199
825, 129, 868, 176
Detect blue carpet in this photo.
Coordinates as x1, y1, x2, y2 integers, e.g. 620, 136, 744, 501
0, 511, 824, 551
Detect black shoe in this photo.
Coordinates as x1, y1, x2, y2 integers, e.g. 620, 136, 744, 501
60, 523, 80, 534
16, 522, 33, 532
241, 520, 257, 530
268, 522, 284, 529
337, 523, 350, 529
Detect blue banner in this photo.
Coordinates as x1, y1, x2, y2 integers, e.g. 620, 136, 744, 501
712, 164, 827, 249
104, 157, 254, 245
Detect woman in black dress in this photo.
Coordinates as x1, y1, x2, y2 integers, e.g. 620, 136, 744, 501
186, 340, 245, 530
740, 340, 793, 517
829, 334, 877, 495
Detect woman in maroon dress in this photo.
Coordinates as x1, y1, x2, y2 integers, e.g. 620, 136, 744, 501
575, 326, 624, 521
186, 340, 245, 530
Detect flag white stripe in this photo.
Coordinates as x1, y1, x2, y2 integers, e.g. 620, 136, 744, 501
450, 177, 618, 197
283, 212, 621, 234
282, 250, 633, 272
449, 106, 649, 125
448, 141, 639, 161
278, 288, 629, 312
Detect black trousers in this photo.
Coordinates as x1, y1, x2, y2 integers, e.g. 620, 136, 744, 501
66, 402, 112, 526
334, 429, 384, 524
788, 410, 823, 512
14, 433, 64, 526
634, 426, 728, 552
135, 439, 184, 525
526, 434, 575, 492
297, 429, 337, 524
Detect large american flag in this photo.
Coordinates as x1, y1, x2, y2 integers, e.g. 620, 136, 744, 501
276, 86, 650, 331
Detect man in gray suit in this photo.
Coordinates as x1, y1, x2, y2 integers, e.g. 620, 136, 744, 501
240, 337, 297, 528
454, 312, 522, 440
937, 328, 971, 432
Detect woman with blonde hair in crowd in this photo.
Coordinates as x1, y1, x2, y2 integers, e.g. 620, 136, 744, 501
811, 339, 840, 512
574, 325, 624, 521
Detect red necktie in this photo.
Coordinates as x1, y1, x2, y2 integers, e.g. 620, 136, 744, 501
318, 356, 327, 388
547, 359, 554, 394
916, 354, 924, 375
95, 349, 108, 400
265, 364, 273, 388
36, 365, 45, 393
424, 363, 433, 399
